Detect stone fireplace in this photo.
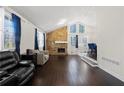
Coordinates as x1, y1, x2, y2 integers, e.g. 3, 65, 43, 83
46, 26, 68, 55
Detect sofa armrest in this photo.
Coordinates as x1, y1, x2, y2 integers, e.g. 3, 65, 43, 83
37, 53, 44, 61
43, 50, 49, 55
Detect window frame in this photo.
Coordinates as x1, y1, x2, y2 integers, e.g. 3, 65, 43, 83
3, 11, 15, 50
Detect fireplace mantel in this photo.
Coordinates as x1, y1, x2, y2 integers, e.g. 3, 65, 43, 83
55, 41, 68, 44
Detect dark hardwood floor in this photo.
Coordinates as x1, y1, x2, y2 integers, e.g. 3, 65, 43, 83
27, 55, 124, 86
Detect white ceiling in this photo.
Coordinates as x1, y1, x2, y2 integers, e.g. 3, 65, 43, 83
10, 6, 96, 32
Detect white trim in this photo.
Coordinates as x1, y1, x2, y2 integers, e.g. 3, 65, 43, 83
0, 48, 15, 52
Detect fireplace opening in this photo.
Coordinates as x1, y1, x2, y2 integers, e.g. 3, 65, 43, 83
58, 48, 65, 53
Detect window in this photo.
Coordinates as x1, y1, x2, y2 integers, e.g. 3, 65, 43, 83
4, 12, 15, 49
79, 24, 85, 33
37, 31, 44, 50
70, 24, 76, 33
71, 35, 76, 46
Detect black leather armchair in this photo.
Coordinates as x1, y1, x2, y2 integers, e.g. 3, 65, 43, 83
0, 51, 35, 86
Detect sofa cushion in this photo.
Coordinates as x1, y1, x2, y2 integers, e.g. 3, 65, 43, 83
13, 64, 35, 83
0, 51, 17, 70
0, 70, 8, 77
0, 51, 14, 61
0, 58, 16, 67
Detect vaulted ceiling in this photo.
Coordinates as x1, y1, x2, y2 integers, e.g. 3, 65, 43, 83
10, 6, 96, 32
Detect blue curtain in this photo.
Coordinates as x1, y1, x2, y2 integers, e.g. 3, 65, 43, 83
88, 43, 97, 50
35, 28, 39, 50
12, 14, 21, 55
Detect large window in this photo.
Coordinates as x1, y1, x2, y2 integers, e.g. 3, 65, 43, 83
71, 35, 76, 46
37, 31, 44, 50
4, 12, 15, 49
70, 24, 76, 33
79, 24, 85, 33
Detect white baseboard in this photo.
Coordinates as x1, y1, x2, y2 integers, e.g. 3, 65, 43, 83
99, 65, 124, 82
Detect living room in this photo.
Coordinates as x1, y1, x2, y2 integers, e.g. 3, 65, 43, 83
0, 6, 124, 87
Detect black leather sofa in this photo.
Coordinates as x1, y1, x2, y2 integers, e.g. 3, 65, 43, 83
0, 51, 35, 86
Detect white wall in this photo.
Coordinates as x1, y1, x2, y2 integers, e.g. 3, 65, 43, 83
84, 25, 97, 43
20, 21, 45, 54
20, 20, 35, 54
96, 7, 124, 82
